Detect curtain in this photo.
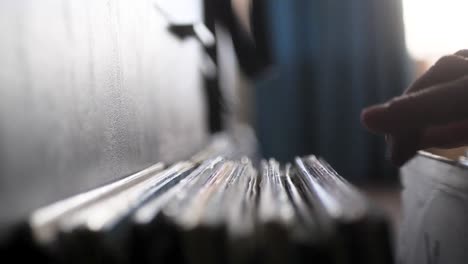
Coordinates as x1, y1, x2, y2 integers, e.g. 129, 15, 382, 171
254, 0, 410, 181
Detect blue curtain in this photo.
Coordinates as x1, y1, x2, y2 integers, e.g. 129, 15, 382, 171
255, 0, 410, 181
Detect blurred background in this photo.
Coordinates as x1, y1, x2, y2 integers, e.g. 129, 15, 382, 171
249, 0, 468, 181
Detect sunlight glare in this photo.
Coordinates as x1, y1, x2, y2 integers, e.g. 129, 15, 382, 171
403, 0, 468, 63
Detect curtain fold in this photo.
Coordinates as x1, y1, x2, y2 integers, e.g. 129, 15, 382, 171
255, 0, 410, 180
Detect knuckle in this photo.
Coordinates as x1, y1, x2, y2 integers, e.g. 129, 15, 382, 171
455, 49, 468, 58
435, 55, 459, 67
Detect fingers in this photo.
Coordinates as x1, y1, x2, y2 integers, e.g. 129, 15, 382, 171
362, 75, 468, 133
419, 119, 468, 149
386, 133, 420, 166
406, 54, 468, 94
363, 75, 468, 166
389, 52, 468, 165
385, 120, 468, 166
362, 51, 468, 166
361, 51, 468, 132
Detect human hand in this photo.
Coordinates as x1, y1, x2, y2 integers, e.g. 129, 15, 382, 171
361, 50, 468, 166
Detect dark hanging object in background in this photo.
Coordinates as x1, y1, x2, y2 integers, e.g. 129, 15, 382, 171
203, 0, 273, 132
157, 0, 273, 133
213, 0, 273, 78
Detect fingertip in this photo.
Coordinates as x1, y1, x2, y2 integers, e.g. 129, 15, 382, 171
361, 105, 388, 132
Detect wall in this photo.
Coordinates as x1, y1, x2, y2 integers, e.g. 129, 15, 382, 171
0, 0, 208, 236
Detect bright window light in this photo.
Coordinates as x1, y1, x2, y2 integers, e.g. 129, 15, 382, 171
403, 0, 468, 64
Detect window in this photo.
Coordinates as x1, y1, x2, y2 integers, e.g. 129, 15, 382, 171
403, 0, 468, 66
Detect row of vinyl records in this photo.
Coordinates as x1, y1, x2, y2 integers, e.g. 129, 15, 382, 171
2, 136, 393, 264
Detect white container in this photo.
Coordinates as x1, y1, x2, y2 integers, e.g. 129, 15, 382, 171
398, 151, 468, 264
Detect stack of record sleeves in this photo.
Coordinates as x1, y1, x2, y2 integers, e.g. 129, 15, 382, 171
8, 138, 393, 264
